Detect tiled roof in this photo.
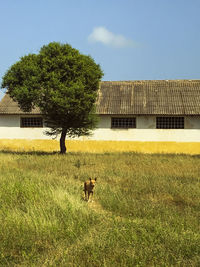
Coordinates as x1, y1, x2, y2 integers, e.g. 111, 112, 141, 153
96, 80, 200, 115
0, 80, 200, 115
0, 93, 40, 114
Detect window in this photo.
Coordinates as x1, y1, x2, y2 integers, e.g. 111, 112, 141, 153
21, 117, 43, 128
156, 117, 184, 129
111, 117, 136, 128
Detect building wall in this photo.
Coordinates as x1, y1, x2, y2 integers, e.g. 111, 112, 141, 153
0, 115, 48, 139
88, 115, 200, 142
0, 114, 200, 142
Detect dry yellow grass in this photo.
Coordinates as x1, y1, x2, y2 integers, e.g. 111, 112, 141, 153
0, 139, 200, 154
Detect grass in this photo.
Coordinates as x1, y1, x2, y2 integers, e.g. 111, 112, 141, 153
0, 139, 200, 154
0, 149, 199, 266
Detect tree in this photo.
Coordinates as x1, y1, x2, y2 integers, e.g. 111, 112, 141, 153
1, 42, 103, 153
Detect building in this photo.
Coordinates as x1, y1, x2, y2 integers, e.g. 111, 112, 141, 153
0, 80, 200, 142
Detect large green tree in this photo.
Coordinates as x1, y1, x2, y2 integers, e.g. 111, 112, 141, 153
1, 42, 103, 153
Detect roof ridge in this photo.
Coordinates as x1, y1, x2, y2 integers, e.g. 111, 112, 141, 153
101, 79, 200, 83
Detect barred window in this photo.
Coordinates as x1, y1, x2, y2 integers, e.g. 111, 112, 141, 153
156, 117, 184, 129
21, 117, 43, 128
111, 117, 136, 128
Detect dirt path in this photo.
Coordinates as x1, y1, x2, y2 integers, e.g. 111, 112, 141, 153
87, 200, 126, 223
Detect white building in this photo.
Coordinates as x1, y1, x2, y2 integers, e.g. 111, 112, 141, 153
0, 80, 200, 142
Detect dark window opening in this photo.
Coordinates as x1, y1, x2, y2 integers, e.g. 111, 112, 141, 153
21, 117, 43, 128
111, 117, 136, 128
156, 117, 184, 129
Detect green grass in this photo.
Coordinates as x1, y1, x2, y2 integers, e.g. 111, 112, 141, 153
0, 151, 199, 266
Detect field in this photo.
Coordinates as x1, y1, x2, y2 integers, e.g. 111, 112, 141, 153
1, 139, 200, 154
0, 140, 200, 266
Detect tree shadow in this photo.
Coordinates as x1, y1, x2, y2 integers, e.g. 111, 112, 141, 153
0, 149, 60, 156
0, 150, 94, 156
191, 154, 200, 158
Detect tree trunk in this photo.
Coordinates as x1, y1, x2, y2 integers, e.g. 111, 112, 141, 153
60, 129, 67, 154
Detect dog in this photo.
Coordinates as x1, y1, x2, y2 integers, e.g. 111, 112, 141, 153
84, 178, 97, 201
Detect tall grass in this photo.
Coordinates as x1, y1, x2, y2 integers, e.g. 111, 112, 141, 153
0, 139, 200, 154
0, 151, 199, 266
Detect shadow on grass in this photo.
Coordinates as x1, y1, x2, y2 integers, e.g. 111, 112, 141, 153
0, 149, 199, 157
0, 149, 60, 156
0, 149, 100, 156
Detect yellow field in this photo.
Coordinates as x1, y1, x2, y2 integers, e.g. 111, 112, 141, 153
0, 139, 200, 154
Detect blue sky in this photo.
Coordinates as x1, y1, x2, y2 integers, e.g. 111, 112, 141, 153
0, 0, 200, 98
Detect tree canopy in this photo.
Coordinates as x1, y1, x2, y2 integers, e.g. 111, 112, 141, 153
1, 42, 103, 153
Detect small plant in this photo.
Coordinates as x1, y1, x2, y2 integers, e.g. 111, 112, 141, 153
74, 159, 81, 169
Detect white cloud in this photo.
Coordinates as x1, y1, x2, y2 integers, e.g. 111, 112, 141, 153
88, 26, 135, 48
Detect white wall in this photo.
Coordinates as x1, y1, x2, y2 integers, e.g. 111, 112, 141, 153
0, 115, 49, 139
0, 114, 200, 142
87, 115, 200, 142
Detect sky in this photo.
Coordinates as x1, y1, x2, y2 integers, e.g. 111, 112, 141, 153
0, 0, 200, 98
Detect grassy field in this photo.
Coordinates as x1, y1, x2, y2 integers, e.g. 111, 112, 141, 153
0, 145, 199, 266
0, 139, 200, 154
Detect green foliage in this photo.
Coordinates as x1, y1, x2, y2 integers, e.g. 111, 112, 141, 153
0, 152, 199, 266
1, 42, 103, 138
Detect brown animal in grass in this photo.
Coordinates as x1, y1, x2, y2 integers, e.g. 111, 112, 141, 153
84, 178, 97, 201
